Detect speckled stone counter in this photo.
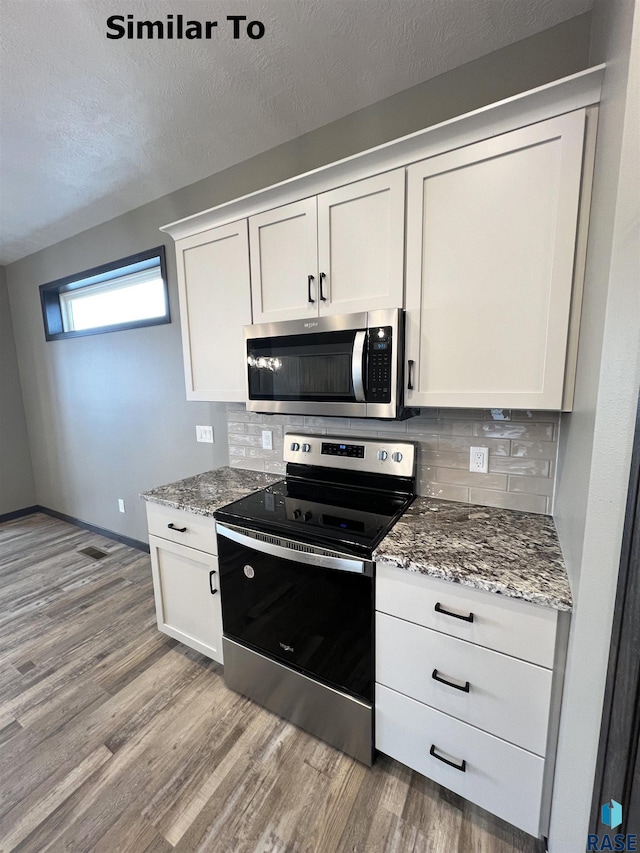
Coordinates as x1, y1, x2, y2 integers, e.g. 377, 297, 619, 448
140, 467, 280, 516
373, 497, 572, 612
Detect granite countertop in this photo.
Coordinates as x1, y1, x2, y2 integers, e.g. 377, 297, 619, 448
140, 467, 280, 516
373, 497, 572, 612
142, 469, 571, 612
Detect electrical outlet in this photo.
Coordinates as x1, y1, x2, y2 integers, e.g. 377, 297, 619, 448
469, 446, 489, 474
196, 425, 214, 444
118, 499, 126, 513
261, 429, 273, 451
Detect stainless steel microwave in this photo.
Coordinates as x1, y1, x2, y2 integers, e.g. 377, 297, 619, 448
244, 309, 405, 419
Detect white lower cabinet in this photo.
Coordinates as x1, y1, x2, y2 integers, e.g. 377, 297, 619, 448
376, 612, 552, 756
375, 563, 564, 838
146, 505, 223, 664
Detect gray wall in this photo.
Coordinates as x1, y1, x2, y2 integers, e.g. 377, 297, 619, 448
160, 14, 592, 225
0, 266, 35, 515
550, 0, 639, 849
6, 219, 229, 544
5, 15, 591, 544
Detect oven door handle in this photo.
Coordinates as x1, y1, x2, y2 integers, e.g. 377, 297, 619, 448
215, 523, 370, 575
352, 330, 366, 403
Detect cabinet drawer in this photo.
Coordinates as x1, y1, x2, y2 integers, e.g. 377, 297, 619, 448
376, 612, 551, 755
376, 684, 544, 836
376, 564, 557, 668
146, 502, 217, 555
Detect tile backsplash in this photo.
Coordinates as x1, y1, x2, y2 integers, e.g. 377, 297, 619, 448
226, 404, 560, 515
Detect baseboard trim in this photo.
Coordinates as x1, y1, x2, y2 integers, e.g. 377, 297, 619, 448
1, 505, 150, 553
0, 505, 41, 523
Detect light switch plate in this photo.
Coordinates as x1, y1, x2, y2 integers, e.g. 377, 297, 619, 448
196, 425, 214, 443
262, 430, 273, 450
118, 499, 126, 513
469, 446, 489, 473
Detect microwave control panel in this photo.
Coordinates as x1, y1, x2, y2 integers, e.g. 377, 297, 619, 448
366, 326, 392, 402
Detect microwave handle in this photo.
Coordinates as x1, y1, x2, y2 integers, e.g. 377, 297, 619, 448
352, 330, 366, 402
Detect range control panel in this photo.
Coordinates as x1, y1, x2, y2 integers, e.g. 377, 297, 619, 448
283, 433, 416, 479
321, 442, 365, 459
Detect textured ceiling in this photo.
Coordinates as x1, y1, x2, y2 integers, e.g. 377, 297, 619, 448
0, 0, 592, 266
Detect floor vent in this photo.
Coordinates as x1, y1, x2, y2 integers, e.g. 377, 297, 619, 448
79, 546, 108, 560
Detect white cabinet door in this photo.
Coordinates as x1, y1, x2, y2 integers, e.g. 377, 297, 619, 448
317, 170, 405, 315
149, 535, 223, 663
404, 110, 585, 409
176, 220, 252, 401
249, 198, 318, 323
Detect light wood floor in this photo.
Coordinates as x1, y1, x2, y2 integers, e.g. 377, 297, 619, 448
0, 513, 544, 853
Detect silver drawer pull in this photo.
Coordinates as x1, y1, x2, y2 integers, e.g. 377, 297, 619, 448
432, 668, 470, 693
429, 744, 466, 772
168, 523, 187, 533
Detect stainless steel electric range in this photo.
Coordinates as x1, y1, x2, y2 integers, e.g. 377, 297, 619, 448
214, 432, 416, 765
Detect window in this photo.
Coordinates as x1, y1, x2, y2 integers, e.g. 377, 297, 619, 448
40, 246, 169, 340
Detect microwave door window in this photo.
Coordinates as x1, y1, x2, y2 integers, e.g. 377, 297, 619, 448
247, 330, 359, 402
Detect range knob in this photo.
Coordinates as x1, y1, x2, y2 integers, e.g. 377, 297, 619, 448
392, 451, 404, 463
290, 442, 300, 451
303, 511, 312, 521
293, 509, 302, 519
377, 450, 388, 461
302, 443, 311, 453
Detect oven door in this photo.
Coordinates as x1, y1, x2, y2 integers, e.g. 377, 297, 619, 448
216, 522, 373, 704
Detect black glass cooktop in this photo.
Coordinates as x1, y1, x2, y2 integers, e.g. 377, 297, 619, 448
214, 477, 413, 557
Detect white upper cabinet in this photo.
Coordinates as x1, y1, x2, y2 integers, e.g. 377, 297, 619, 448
316, 170, 405, 316
404, 110, 586, 410
249, 170, 405, 323
163, 72, 602, 407
176, 219, 252, 401
249, 198, 318, 323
